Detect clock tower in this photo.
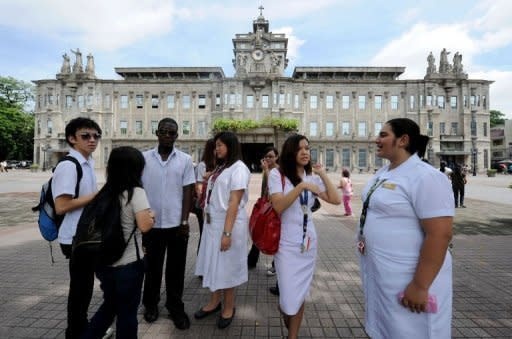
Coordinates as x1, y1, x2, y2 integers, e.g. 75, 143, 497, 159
232, 6, 288, 78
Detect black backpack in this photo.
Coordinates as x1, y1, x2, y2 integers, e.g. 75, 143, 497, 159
72, 186, 136, 266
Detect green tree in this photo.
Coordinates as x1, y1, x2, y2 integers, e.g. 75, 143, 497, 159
0, 76, 35, 160
490, 109, 506, 127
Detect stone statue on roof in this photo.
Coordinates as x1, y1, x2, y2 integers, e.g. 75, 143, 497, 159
70, 48, 83, 73
426, 51, 436, 74
85, 53, 95, 76
60, 53, 71, 74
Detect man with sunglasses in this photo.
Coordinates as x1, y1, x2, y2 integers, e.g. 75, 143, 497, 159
52, 117, 102, 338
141, 118, 196, 330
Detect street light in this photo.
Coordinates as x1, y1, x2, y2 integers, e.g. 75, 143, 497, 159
42, 146, 47, 172
472, 149, 477, 176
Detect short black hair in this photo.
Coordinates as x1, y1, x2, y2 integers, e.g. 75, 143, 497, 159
157, 118, 178, 130
263, 146, 279, 157
65, 117, 102, 147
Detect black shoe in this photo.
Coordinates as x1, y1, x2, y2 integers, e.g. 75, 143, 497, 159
143, 306, 159, 323
269, 286, 280, 296
217, 308, 235, 329
169, 311, 190, 330
194, 303, 221, 319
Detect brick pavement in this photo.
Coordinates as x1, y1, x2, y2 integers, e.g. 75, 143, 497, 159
0, 170, 511, 338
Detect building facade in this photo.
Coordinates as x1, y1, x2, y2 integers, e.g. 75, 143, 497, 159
33, 11, 493, 173
490, 120, 512, 164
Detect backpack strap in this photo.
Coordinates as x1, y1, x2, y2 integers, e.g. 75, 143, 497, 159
58, 155, 83, 198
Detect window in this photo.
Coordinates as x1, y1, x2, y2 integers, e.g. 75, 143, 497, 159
78, 95, 85, 108
66, 95, 73, 108
482, 95, 487, 108
440, 122, 445, 135
183, 121, 190, 135
427, 121, 433, 137
483, 122, 487, 137
87, 94, 93, 107
47, 119, 53, 135
325, 122, 334, 137
310, 95, 318, 109
426, 95, 432, 106
103, 118, 110, 136
464, 95, 468, 107
246, 95, 254, 108
471, 121, 477, 136
477, 95, 480, 106
450, 122, 458, 135
358, 149, 367, 168
419, 95, 423, 108
342, 95, 350, 109
262, 95, 269, 108
135, 120, 143, 135
198, 95, 206, 109
375, 154, 383, 168
342, 148, 351, 167
450, 96, 457, 109
120, 95, 128, 109
230, 94, 236, 105
309, 122, 318, 136
409, 95, 415, 110
326, 149, 334, 167
37, 120, 41, 135
326, 95, 334, 109
391, 95, 398, 110
437, 95, 445, 108
374, 95, 382, 110
104, 94, 111, 109
167, 95, 175, 109
358, 95, 366, 110
120, 120, 128, 135
484, 149, 488, 169
151, 120, 158, 134
136, 95, 144, 109
48, 94, 54, 105
358, 122, 366, 137
374, 122, 382, 135
310, 149, 318, 164
198, 121, 206, 137
294, 94, 299, 109
470, 95, 476, 106
182, 95, 190, 109
149, 95, 157, 109
215, 94, 221, 109
279, 93, 285, 107
342, 122, 350, 136
273, 93, 277, 105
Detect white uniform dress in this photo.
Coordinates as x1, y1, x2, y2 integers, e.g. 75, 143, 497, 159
268, 168, 326, 315
195, 160, 250, 291
359, 154, 455, 339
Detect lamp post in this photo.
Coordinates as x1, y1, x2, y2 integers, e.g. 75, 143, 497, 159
472, 149, 477, 176
42, 146, 47, 172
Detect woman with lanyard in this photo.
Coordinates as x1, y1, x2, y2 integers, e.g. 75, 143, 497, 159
359, 118, 454, 338
194, 131, 250, 329
268, 134, 340, 339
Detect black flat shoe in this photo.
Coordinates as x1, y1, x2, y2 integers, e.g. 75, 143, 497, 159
217, 308, 236, 329
143, 306, 159, 323
169, 311, 190, 330
269, 286, 280, 296
194, 303, 221, 319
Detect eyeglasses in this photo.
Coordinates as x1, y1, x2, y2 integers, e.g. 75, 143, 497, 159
79, 132, 102, 141
156, 129, 178, 137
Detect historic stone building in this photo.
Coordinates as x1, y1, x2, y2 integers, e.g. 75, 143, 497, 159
33, 10, 493, 173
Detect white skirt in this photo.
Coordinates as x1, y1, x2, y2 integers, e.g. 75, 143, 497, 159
195, 211, 248, 291
274, 236, 317, 315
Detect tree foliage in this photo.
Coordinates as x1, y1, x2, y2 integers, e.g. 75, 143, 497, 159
212, 117, 299, 133
0, 76, 35, 160
490, 110, 506, 127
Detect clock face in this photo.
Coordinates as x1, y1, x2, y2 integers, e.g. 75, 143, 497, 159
251, 49, 264, 61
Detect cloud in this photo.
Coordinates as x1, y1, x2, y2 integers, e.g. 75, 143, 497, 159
273, 26, 305, 62
0, 0, 177, 51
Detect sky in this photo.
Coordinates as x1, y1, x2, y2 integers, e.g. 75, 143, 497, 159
1, 0, 511, 118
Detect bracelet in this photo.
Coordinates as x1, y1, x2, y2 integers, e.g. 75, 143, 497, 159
222, 231, 232, 237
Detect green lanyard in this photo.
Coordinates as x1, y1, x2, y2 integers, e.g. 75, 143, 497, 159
359, 178, 387, 237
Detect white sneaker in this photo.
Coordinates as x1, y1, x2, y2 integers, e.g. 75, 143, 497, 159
266, 267, 276, 276
102, 327, 114, 339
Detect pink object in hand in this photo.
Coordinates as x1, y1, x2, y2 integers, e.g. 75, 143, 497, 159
398, 292, 438, 313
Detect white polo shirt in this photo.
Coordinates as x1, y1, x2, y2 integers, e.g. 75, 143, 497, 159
142, 147, 196, 228
52, 149, 97, 245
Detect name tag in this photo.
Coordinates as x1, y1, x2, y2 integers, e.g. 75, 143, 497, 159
382, 183, 396, 190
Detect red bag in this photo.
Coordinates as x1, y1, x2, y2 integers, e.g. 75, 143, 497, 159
249, 174, 284, 255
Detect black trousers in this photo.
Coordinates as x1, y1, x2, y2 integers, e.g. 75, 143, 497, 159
142, 227, 189, 314
453, 186, 465, 206
192, 206, 204, 254
61, 244, 95, 339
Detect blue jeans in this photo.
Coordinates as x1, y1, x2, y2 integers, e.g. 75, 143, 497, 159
82, 260, 144, 339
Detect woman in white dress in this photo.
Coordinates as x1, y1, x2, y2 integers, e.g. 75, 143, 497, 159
359, 118, 454, 338
194, 132, 250, 329
268, 134, 340, 339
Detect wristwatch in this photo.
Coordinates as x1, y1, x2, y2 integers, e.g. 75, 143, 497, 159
222, 231, 232, 237
180, 220, 188, 226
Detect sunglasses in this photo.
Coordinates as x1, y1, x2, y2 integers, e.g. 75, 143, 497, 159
156, 129, 178, 137
79, 132, 102, 141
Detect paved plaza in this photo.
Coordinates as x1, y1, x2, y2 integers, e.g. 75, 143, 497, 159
0, 169, 511, 338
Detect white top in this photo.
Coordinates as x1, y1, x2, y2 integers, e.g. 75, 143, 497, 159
268, 168, 325, 244
205, 160, 250, 214
112, 187, 150, 267
360, 154, 455, 338
142, 147, 196, 228
195, 161, 206, 183
439, 166, 453, 177
53, 149, 97, 245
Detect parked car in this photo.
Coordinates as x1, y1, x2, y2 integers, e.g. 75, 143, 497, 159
5, 160, 21, 169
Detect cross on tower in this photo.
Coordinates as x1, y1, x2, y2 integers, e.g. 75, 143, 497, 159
258, 5, 264, 16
